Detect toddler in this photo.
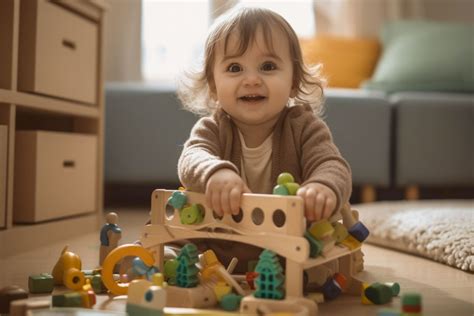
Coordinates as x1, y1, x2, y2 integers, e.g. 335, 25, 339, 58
177, 7, 351, 271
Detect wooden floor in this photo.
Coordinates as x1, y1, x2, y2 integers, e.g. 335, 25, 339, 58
0, 208, 473, 315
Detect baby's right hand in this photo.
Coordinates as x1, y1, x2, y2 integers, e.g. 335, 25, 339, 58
206, 169, 251, 216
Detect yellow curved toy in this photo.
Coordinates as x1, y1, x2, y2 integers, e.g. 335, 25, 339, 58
52, 246, 85, 291
101, 244, 155, 295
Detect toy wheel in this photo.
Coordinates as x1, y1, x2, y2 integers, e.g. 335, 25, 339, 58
101, 244, 155, 295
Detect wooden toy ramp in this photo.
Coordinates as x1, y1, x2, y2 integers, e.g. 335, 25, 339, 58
140, 189, 364, 313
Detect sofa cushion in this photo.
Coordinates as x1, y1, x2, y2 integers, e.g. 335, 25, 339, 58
324, 88, 392, 186
363, 20, 474, 93
300, 35, 381, 88
393, 92, 474, 186
105, 83, 198, 184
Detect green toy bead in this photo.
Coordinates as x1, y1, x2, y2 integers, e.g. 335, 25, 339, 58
385, 282, 400, 296
277, 172, 294, 185
365, 282, 393, 305
273, 184, 289, 196
220, 293, 243, 311
164, 259, 179, 285
180, 204, 204, 225
284, 182, 300, 195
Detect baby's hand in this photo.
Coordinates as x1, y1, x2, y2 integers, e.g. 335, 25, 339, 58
297, 183, 337, 222
206, 169, 251, 216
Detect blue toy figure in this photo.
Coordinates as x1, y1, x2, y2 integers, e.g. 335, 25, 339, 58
99, 212, 122, 266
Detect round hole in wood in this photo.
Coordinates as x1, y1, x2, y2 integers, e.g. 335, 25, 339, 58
272, 209, 286, 227
251, 207, 264, 225
232, 208, 244, 223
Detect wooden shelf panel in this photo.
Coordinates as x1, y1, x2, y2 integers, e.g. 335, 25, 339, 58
0, 89, 100, 118
0, 212, 100, 257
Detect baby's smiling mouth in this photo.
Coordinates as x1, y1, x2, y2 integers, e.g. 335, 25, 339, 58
239, 95, 266, 102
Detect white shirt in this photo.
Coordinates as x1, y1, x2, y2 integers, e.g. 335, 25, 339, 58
238, 130, 273, 194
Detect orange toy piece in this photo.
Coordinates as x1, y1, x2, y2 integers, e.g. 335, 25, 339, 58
101, 244, 155, 295
52, 246, 85, 291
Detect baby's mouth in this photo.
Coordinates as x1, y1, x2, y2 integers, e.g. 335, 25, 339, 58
239, 95, 266, 102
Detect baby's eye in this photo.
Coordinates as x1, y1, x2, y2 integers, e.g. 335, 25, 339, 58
227, 64, 242, 73
261, 62, 277, 71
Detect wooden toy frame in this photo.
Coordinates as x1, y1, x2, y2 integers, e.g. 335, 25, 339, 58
140, 189, 363, 313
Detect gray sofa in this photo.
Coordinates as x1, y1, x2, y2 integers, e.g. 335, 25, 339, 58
105, 83, 473, 199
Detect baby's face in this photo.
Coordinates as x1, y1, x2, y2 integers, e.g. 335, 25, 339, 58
211, 27, 295, 129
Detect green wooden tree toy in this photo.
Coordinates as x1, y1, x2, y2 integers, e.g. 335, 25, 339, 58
254, 249, 285, 300
176, 243, 200, 288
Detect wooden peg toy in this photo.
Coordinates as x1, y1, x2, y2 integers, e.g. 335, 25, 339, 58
99, 212, 122, 266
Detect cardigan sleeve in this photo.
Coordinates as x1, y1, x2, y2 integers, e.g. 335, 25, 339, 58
178, 115, 239, 193
298, 108, 352, 212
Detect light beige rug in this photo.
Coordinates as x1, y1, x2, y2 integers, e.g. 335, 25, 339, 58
355, 200, 474, 272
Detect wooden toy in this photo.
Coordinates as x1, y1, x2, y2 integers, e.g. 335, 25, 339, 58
0, 285, 28, 314
364, 282, 393, 304
101, 244, 155, 295
273, 172, 300, 195
52, 246, 86, 291
385, 282, 400, 296
176, 243, 200, 287
402, 292, 422, 314
341, 204, 370, 242
220, 293, 243, 311
52, 279, 96, 309
99, 212, 122, 266
126, 277, 166, 316
9, 298, 50, 316
28, 273, 54, 294
140, 189, 367, 313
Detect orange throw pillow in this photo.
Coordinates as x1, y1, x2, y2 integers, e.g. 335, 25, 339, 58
300, 35, 381, 88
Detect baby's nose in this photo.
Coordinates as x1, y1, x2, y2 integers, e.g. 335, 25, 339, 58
243, 71, 262, 86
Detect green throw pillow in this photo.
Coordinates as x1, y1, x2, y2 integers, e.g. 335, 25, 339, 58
363, 20, 474, 93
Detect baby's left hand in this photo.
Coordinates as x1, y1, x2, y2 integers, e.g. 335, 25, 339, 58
297, 183, 337, 222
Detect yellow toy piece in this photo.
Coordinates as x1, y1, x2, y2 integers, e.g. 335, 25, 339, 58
213, 281, 232, 302
101, 244, 155, 295
201, 250, 225, 283
52, 246, 85, 291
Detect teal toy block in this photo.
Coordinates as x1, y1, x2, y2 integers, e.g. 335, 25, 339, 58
365, 282, 393, 305
304, 231, 323, 257
176, 243, 199, 288
167, 191, 187, 210
273, 184, 289, 196
220, 293, 243, 311
28, 273, 54, 294
254, 250, 285, 300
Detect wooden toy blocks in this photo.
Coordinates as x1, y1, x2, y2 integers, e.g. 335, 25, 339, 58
140, 189, 369, 314
28, 273, 54, 294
